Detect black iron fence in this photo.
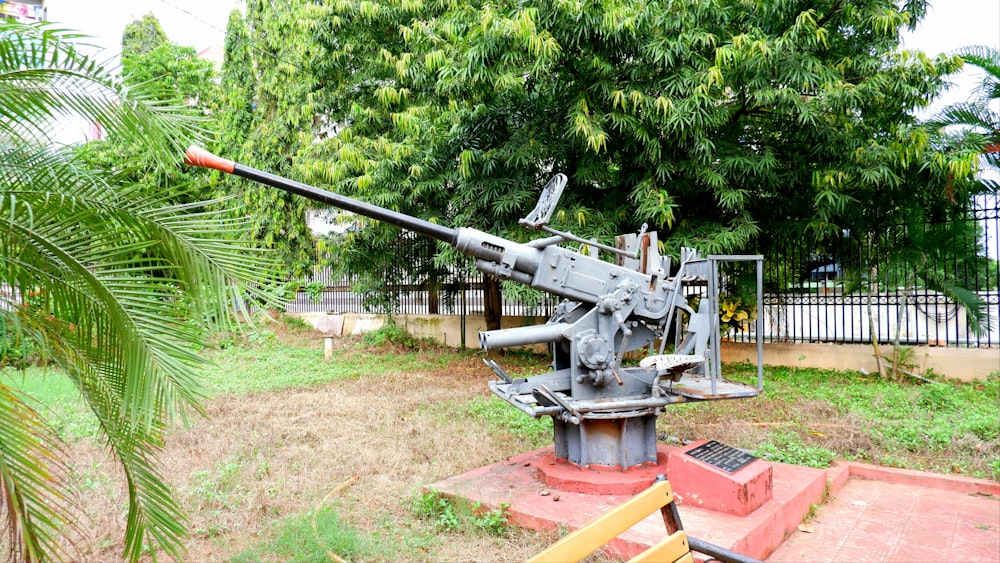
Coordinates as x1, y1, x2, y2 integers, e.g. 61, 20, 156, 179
285, 268, 560, 318
289, 195, 999, 348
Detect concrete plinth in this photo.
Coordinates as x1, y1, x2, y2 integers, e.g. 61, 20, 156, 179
667, 439, 773, 517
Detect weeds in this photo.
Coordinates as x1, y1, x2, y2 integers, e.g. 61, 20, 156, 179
360, 318, 433, 349
0, 319, 45, 367
712, 362, 1000, 476
414, 490, 511, 537
753, 431, 836, 468
281, 315, 313, 331
232, 505, 379, 562
189, 460, 244, 511
466, 395, 552, 448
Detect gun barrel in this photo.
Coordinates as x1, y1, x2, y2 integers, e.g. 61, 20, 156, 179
184, 145, 458, 246
479, 322, 569, 350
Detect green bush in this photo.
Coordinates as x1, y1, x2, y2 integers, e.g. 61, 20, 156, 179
0, 318, 43, 367
361, 319, 432, 349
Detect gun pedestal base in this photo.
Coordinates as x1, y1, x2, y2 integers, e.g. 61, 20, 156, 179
536, 449, 668, 496
553, 414, 658, 470
430, 445, 829, 561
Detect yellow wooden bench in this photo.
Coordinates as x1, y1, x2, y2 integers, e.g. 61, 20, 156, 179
529, 477, 694, 563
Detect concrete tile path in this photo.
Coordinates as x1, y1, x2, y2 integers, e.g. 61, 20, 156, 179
768, 477, 1000, 562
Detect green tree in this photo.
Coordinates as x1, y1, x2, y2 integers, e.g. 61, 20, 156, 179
121, 43, 217, 109
847, 205, 992, 380
939, 45, 1000, 291
120, 13, 168, 57
77, 14, 219, 205
218, 9, 255, 153
300, 0, 978, 329
847, 43, 1000, 378
0, 21, 282, 561
216, 1, 323, 279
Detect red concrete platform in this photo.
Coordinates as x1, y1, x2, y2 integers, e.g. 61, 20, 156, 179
429, 446, 1000, 561
430, 444, 827, 560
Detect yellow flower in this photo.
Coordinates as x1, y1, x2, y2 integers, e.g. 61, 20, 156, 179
719, 294, 754, 328
720, 300, 736, 323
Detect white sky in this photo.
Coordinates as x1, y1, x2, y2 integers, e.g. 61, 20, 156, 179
901, 0, 1000, 115
44, 0, 241, 60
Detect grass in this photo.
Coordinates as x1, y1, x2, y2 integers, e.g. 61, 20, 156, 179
0, 365, 97, 440
199, 326, 495, 395
231, 505, 384, 562
464, 395, 552, 449
5, 326, 998, 478
753, 430, 837, 468
671, 362, 1000, 477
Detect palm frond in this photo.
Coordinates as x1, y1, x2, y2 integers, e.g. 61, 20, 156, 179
2, 139, 286, 559
954, 45, 1000, 101
0, 382, 73, 563
918, 272, 994, 337
0, 20, 286, 556
0, 21, 209, 166
927, 102, 999, 134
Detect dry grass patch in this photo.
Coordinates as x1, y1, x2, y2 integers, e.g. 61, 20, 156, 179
658, 397, 876, 457
59, 336, 554, 561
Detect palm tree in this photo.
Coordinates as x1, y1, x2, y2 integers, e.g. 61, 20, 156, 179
0, 22, 282, 562
855, 44, 1000, 380
931, 45, 1000, 186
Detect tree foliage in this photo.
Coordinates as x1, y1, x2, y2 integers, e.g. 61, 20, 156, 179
214, 2, 324, 278
120, 13, 168, 57
219, 9, 255, 153
290, 0, 980, 322
77, 14, 219, 205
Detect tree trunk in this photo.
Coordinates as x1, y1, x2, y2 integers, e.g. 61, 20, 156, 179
867, 265, 885, 379
483, 276, 503, 331
426, 277, 440, 315
890, 287, 911, 382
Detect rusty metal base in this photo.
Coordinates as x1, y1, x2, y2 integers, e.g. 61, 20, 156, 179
660, 376, 760, 400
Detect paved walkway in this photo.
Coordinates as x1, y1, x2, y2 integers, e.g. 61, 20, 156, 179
768, 476, 1000, 562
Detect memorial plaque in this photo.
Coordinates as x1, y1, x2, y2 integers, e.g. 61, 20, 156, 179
685, 440, 756, 473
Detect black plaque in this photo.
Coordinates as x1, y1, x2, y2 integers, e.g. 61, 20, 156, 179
685, 440, 757, 473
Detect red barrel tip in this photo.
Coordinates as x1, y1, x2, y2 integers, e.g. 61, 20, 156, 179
184, 145, 235, 173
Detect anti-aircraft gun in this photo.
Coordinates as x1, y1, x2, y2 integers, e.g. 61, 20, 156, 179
184, 146, 764, 470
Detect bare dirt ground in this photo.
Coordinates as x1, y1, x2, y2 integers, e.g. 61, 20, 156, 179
61, 334, 558, 562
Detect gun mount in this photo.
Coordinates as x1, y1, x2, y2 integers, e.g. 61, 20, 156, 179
184, 146, 764, 469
